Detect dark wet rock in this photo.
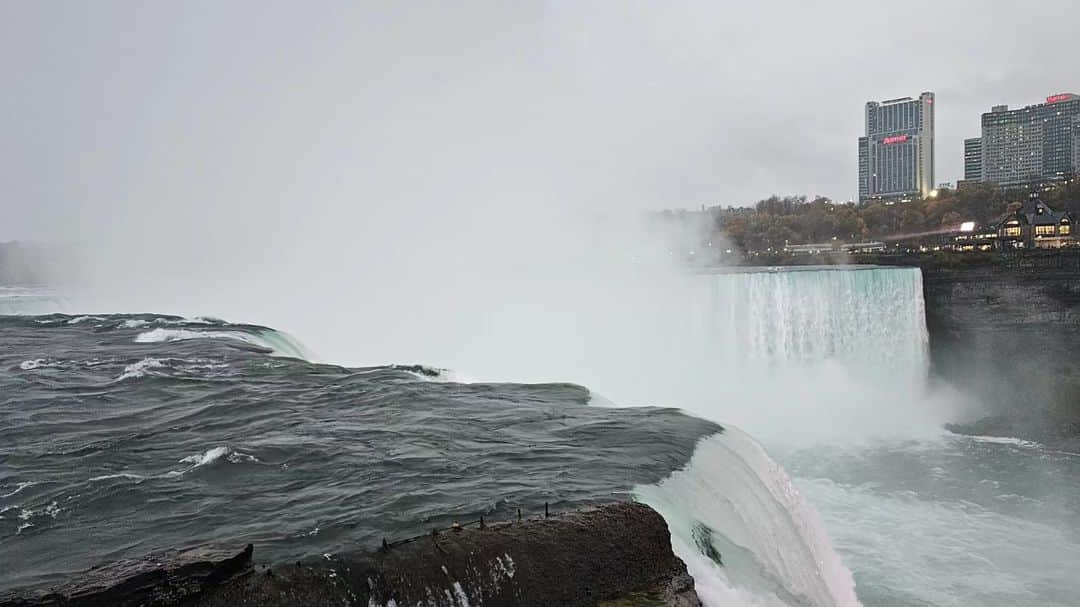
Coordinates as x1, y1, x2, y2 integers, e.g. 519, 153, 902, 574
1, 503, 698, 607
0, 544, 253, 607
390, 363, 444, 377
193, 501, 699, 607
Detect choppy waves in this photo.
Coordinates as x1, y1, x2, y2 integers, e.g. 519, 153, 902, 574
0, 312, 720, 592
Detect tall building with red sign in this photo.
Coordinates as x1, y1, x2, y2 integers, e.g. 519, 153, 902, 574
858, 92, 936, 202
964, 93, 1080, 188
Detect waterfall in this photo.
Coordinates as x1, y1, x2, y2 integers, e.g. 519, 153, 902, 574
661, 266, 943, 444
633, 266, 940, 607
702, 267, 928, 381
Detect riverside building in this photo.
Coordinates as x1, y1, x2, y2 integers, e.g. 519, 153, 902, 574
858, 92, 936, 203
963, 93, 1080, 188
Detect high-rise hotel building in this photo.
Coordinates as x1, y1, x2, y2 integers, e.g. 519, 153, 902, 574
964, 137, 983, 182
858, 92, 935, 202
964, 93, 1080, 187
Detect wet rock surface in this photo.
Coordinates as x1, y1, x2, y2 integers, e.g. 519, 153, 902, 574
0, 544, 253, 607
2, 503, 700, 607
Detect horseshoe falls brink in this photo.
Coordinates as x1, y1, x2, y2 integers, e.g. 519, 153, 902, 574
4, 266, 1079, 606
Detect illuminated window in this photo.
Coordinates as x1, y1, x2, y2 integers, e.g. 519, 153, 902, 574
1061, 223, 1072, 236
1036, 225, 1056, 236
1004, 222, 1022, 237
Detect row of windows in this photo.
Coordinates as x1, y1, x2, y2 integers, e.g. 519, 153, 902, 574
1033, 224, 1072, 236
868, 141, 919, 194
868, 101, 924, 137
1002, 223, 1071, 237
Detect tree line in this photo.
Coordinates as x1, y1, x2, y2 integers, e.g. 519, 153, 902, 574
659, 178, 1080, 255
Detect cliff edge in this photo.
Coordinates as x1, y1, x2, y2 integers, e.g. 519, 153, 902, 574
874, 251, 1080, 445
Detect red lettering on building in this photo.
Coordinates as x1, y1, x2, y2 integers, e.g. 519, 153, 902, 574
1047, 94, 1072, 104
883, 135, 909, 144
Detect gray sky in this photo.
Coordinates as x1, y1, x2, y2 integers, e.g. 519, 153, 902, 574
4, 0, 1080, 242
3, 0, 1079, 399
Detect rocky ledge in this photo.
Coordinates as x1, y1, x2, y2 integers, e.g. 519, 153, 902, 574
0, 502, 700, 607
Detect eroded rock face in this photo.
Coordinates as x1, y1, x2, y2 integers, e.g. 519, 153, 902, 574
868, 251, 1080, 443
918, 254, 1080, 442
2, 503, 701, 607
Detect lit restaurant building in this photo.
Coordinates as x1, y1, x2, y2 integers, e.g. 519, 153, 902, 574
995, 199, 1076, 250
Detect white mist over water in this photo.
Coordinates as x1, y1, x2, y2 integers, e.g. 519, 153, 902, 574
624, 266, 937, 607
622, 267, 1080, 607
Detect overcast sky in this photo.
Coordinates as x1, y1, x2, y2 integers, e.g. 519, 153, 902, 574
4, 0, 1080, 241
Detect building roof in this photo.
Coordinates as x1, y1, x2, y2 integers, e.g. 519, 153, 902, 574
995, 198, 1074, 229
1019, 199, 1071, 226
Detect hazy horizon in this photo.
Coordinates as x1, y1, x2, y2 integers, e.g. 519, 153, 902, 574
4, 1, 1080, 242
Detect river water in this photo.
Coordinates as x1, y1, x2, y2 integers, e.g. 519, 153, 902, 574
2, 267, 1078, 606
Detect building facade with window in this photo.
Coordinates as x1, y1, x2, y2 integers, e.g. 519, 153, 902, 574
858, 92, 935, 202
995, 198, 1076, 249
964, 137, 983, 182
964, 93, 1080, 188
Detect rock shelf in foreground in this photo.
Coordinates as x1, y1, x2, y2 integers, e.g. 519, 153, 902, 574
2, 502, 701, 607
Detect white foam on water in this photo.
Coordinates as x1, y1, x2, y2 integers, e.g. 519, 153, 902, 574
88, 473, 145, 482
226, 451, 259, 464
179, 446, 232, 467
66, 315, 105, 325
963, 434, 1045, 449
13, 501, 62, 535
136, 328, 255, 345
169, 446, 260, 476
796, 469, 1080, 607
19, 359, 47, 370
83, 358, 114, 367
1, 481, 38, 498
117, 358, 165, 381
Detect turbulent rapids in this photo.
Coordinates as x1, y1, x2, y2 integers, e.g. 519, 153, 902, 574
3, 267, 1080, 607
